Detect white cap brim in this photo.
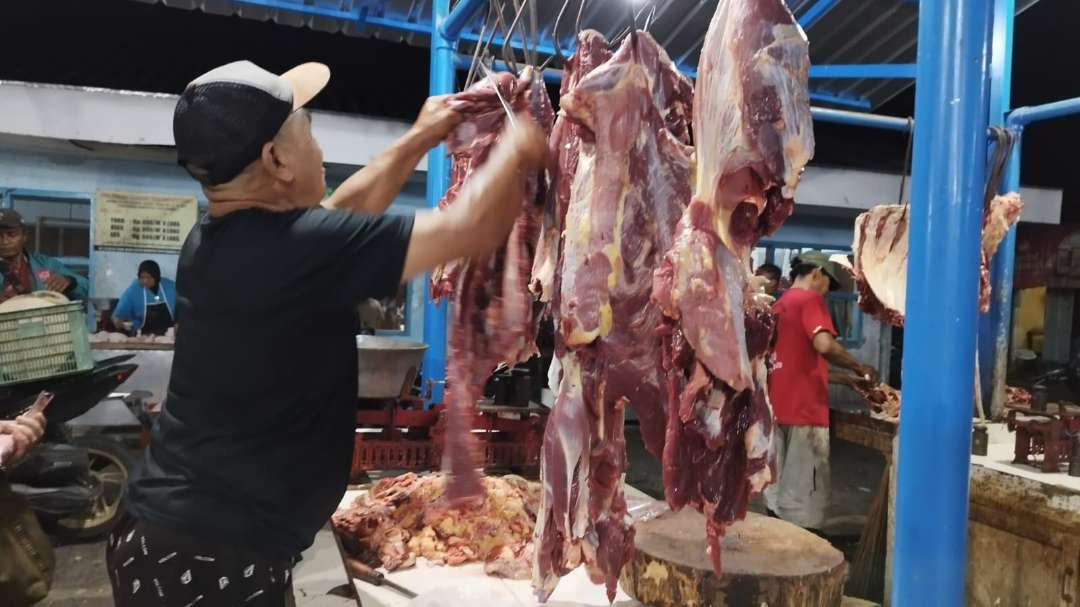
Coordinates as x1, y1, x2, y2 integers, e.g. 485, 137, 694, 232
280, 62, 331, 111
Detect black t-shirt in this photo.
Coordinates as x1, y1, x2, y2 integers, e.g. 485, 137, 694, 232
127, 206, 414, 559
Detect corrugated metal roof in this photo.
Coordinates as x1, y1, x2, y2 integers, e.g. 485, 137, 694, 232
129, 0, 1041, 111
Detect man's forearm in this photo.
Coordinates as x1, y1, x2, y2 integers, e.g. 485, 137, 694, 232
822, 342, 864, 373
323, 127, 432, 215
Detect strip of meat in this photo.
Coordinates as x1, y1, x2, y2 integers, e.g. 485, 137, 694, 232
651, 0, 813, 576
530, 31, 611, 306
852, 192, 1023, 326
432, 69, 555, 502
980, 192, 1024, 312
532, 32, 693, 603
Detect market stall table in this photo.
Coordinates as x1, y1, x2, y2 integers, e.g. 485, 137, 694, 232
334, 482, 846, 607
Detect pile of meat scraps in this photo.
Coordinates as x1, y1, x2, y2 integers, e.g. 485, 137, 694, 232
430, 68, 554, 502
851, 382, 902, 419
853, 192, 1024, 327
332, 473, 541, 579
1005, 385, 1033, 408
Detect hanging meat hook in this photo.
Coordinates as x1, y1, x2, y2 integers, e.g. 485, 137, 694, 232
538, 0, 573, 71
465, 3, 496, 89
502, 0, 533, 71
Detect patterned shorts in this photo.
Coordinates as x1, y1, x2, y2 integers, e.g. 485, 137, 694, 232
105, 515, 295, 607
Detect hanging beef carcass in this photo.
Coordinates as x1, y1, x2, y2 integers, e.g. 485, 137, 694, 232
852, 192, 1023, 327
651, 0, 814, 575
531, 31, 694, 602
431, 68, 555, 502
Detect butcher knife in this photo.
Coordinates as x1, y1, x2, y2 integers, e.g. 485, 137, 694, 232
344, 558, 418, 599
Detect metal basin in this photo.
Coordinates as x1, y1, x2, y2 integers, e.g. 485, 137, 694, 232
356, 335, 428, 399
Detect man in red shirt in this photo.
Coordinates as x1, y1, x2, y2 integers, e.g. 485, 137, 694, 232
764, 251, 878, 531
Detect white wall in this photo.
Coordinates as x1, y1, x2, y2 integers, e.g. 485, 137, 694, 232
0, 80, 423, 170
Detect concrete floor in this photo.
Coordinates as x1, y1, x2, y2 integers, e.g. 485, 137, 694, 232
36, 428, 885, 606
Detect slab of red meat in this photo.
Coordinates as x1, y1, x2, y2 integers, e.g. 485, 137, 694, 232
651, 0, 813, 576
532, 32, 693, 602
431, 69, 555, 502
852, 192, 1023, 326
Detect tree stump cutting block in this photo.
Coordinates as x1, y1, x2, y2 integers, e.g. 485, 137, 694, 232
619, 509, 846, 607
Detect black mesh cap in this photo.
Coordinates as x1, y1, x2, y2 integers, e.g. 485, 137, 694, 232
173, 60, 330, 186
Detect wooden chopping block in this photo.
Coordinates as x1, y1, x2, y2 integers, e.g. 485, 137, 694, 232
620, 509, 846, 607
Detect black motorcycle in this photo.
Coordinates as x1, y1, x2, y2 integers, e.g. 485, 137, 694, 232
1, 355, 146, 540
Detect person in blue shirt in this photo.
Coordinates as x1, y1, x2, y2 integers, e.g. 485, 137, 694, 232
111, 260, 177, 336
0, 209, 89, 302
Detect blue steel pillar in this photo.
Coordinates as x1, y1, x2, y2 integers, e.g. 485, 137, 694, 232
980, 0, 1016, 418
893, 0, 994, 604
422, 0, 455, 404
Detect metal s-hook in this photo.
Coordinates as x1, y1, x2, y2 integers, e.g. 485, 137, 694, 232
575, 0, 587, 36
465, 2, 495, 89
502, 0, 532, 70
538, 0, 573, 71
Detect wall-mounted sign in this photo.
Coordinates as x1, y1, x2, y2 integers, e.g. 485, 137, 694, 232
94, 190, 198, 253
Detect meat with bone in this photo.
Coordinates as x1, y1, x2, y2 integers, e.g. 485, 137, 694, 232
852, 192, 1023, 326
531, 32, 693, 603
431, 69, 555, 502
651, 0, 813, 576
332, 473, 542, 578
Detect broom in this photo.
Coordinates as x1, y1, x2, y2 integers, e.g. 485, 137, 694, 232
846, 467, 889, 602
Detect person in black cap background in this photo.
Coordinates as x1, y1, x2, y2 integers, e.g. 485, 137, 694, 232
0, 209, 88, 302
108, 59, 545, 607
111, 260, 178, 336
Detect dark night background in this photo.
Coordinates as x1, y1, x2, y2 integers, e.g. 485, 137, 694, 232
0, 0, 1077, 217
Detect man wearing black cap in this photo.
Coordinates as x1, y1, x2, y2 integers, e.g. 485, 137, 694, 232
0, 209, 88, 302
107, 60, 545, 606
764, 251, 878, 532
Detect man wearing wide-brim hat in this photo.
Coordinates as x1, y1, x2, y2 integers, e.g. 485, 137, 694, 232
106, 60, 545, 607
764, 250, 879, 532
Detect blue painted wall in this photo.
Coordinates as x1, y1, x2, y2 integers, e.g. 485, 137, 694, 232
0, 141, 429, 341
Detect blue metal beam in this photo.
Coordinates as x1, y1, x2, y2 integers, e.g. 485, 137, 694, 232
453, 56, 562, 85
810, 107, 911, 131
809, 63, 917, 79
808, 90, 872, 110
798, 0, 841, 29
439, 0, 488, 41
458, 30, 566, 60
423, 0, 454, 405
231, 0, 363, 21
1007, 97, 1080, 126
981, 0, 1016, 418
366, 15, 432, 35
893, 1, 994, 605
